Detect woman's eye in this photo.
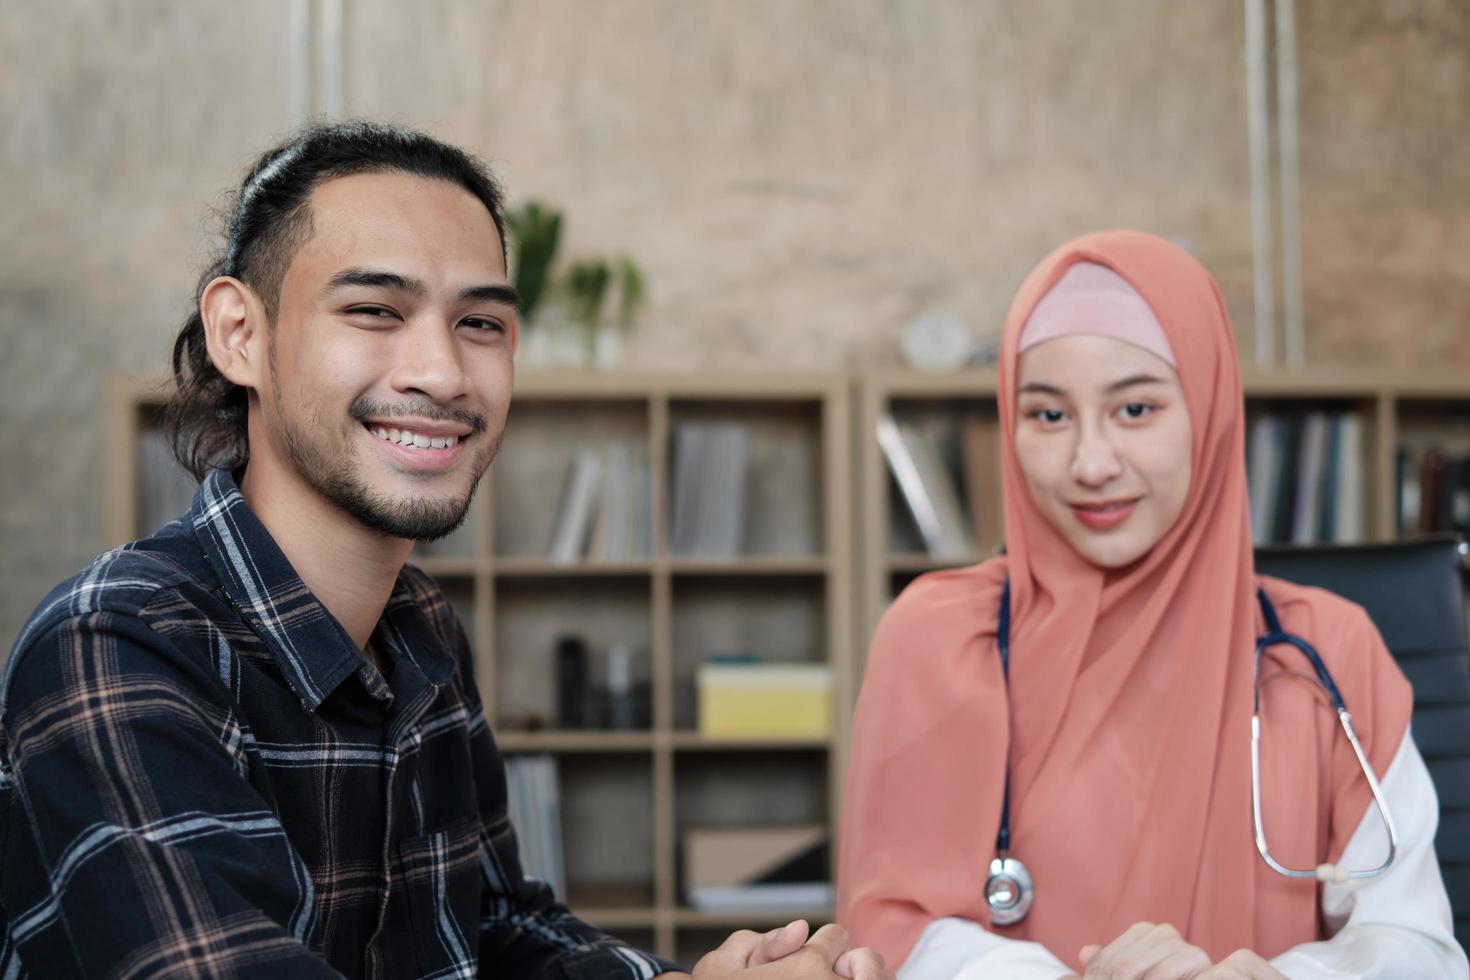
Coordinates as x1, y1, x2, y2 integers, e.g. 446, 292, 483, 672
1120, 402, 1155, 420
1029, 408, 1067, 425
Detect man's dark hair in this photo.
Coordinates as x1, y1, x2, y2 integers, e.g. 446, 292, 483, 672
164, 121, 509, 480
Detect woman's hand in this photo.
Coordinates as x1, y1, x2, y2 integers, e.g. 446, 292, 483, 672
1194, 950, 1288, 979
1075, 921, 1212, 979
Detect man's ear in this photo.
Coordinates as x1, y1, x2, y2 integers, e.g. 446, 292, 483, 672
200, 276, 269, 390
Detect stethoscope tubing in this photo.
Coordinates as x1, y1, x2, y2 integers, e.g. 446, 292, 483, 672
992, 577, 1398, 898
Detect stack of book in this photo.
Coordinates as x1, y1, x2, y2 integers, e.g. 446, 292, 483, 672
684, 824, 832, 912
878, 412, 999, 558
504, 754, 566, 899
696, 661, 832, 739
670, 423, 750, 558
546, 442, 651, 562
1246, 411, 1366, 545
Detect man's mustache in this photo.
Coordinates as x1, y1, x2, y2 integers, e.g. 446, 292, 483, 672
349, 397, 488, 434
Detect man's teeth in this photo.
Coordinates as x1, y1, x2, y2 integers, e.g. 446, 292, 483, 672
370, 426, 459, 449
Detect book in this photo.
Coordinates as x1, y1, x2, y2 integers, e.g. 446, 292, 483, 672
876, 413, 972, 559
686, 882, 835, 912
1318, 414, 1341, 541
504, 754, 566, 900
547, 449, 603, 562
669, 425, 702, 556
697, 662, 832, 739
1333, 413, 1366, 543
1450, 455, 1470, 534
670, 423, 750, 558
1270, 417, 1302, 543
589, 442, 640, 560
1247, 414, 1279, 545
556, 635, 590, 729
1420, 448, 1447, 534
1291, 412, 1329, 544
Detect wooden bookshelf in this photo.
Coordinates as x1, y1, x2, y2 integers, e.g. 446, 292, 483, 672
856, 368, 1470, 665
109, 372, 853, 962
109, 365, 1470, 962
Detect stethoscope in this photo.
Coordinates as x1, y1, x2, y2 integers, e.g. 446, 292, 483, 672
983, 576, 1399, 927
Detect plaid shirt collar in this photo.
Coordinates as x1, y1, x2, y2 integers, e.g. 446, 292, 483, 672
189, 466, 456, 713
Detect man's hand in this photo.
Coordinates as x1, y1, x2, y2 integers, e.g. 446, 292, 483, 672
684, 921, 894, 979
1072, 921, 1212, 980
690, 920, 812, 973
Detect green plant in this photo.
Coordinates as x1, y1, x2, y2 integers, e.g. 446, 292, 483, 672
563, 259, 611, 328
615, 255, 646, 331
505, 201, 562, 323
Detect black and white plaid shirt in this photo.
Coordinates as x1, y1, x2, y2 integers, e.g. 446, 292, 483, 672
1, 467, 674, 979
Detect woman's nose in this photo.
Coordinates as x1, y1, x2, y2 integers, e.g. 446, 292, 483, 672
1071, 423, 1124, 488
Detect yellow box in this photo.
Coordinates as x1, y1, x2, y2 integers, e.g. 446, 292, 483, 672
697, 664, 832, 739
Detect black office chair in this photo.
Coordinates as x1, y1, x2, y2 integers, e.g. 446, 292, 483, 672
1255, 535, 1470, 955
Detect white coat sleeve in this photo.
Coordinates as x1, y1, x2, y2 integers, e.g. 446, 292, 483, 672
1270, 731, 1468, 979
898, 917, 1070, 980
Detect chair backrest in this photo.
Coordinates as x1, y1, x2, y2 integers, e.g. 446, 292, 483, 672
1255, 536, 1470, 954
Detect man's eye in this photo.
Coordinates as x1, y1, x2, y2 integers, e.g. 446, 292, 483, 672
460, 317, 506, 333
347, 305, 398, 319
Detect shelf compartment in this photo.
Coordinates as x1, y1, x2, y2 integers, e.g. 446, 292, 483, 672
560, 753, 658, 911
884, 397, 1002, 558
493, 577, 652, 733
667, 400, 826, 559
671, 576, 828, 731
494, 399, 652, 560
673, 750, 830, 913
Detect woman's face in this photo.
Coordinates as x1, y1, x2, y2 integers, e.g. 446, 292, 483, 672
1014, 334, 1193, 568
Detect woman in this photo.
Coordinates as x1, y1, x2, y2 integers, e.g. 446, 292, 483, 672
837, 232, 1465, 978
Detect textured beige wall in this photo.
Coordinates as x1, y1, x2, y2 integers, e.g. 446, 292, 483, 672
2, 1, 1466, 647
1296, 0, 1470, 368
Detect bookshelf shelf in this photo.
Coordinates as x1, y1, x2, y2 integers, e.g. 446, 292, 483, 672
411, 556, 484, 578
492, 558, 657, 578
668, 733, 833, 752
667, 557, 830, 577
498, 731, 658, 753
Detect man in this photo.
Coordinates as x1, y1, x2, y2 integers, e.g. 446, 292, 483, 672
1, 123, 889, 980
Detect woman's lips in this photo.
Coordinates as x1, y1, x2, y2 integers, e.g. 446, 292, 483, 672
1070, 498, 1139, 530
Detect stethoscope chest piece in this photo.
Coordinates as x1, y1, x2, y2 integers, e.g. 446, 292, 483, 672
985, 853, 1034, 925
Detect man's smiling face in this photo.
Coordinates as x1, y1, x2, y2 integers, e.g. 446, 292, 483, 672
250, 169, 517, 541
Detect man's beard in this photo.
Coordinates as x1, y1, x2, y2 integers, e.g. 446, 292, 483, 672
278, 395, 499, 543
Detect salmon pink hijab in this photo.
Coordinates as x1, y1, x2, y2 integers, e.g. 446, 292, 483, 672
837, 231, 1411, 969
